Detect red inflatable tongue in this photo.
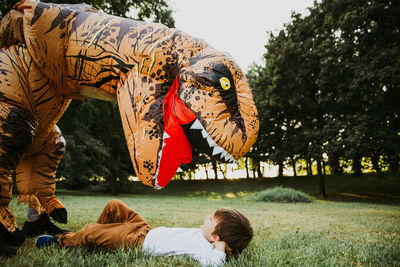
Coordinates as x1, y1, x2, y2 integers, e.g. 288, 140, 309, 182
156, 77, 196, 188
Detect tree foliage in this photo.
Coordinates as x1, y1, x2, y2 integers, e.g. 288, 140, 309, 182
249, 0, 400, 183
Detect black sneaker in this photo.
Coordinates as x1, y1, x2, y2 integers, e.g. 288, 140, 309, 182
35, 235, 59, 249
0, 223, 25, 246
0, 224, 25, 257
22, 214, 70, 237
50, 208, 68, 224
0, 240, 17, 257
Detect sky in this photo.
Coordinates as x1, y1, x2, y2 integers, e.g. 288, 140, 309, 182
169, 0, 316, 72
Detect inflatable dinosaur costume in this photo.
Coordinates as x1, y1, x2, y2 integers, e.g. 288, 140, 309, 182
0, 0, 258, 248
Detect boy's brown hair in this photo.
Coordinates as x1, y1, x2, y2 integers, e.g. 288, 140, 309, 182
213, 208, 253, 256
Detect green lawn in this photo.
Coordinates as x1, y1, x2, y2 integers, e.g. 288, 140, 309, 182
2, 186, 400, 267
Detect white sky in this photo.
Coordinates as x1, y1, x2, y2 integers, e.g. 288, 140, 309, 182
169, 0, 315, 72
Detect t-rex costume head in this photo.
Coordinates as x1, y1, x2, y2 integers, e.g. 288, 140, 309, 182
116, 36, 259, 188
151, 46, 258, 187
0, 0, 258, 192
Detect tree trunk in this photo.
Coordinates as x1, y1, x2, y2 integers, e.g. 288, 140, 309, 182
317, 159, 323, 176
388, 154, 399, 174
204, 163, 209, 180
102, 103, 119, 196
109, 163, 118, 195
307, 158, 312, 176
212, 160, 218, 180
329, 155, 342, 175
256, 158, 262, 178
371, 153, 381, 174
110, 176, 118, 196
317, 160, 322, 176
219, 163, 227, 179
278, 161, 284, 177
245, 157, 250, 179
292, 159, 297, 177
352, 154, 362, 176
315, 158, 326, 197
319, 173, 326, 198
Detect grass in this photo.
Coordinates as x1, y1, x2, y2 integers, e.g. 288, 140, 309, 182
2, 175, 400, 266
248, 186, 312, 203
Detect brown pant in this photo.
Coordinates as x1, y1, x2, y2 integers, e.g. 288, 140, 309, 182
59, 199, 152, 249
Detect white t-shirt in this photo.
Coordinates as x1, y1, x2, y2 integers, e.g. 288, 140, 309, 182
142, 227, 226, 267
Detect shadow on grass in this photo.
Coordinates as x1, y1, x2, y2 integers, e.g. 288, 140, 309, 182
54, 174, 400, 205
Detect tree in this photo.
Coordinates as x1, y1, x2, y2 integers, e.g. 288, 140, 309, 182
321, 0, 400, 176
57, 100, 112, 189
248, 0, 399, 194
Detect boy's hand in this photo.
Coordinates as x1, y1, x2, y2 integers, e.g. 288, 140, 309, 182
211, 241, 232, 255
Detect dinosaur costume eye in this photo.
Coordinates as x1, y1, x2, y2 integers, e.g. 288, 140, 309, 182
220, 77, 230, 90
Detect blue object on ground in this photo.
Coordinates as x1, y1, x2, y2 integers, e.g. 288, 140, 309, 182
36, 235, 58, 248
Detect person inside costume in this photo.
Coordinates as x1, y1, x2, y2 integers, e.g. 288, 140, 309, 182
36, 199, 253, 266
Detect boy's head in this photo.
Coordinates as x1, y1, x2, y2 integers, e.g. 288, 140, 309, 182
201, 207, 253, 256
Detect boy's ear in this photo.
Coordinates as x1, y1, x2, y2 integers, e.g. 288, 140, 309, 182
211, 234, 220, 242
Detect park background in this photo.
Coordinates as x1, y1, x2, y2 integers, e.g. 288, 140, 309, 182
0, 0, 399, 266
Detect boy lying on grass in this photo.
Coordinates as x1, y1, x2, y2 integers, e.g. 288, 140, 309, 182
36, 199, 253, 266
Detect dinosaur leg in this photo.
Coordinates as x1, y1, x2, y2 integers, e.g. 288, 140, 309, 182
17, 125, 68, 224
17, 125, 70, 237
0, 102, 37, 248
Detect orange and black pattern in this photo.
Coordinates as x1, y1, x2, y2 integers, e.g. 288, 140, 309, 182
0, 0, 259, 233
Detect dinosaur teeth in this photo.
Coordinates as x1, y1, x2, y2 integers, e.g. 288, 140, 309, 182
163, 132, 170, 139
201, 129, 208, 138
154, 184, 163, 190
212, 146, 224, 156
190, 119, 203, 130
155, 120, 239, 189
220, 150, 227, 159
190, 119, 238, 164
206, 137, 217, 147
224, 153, 231, 161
